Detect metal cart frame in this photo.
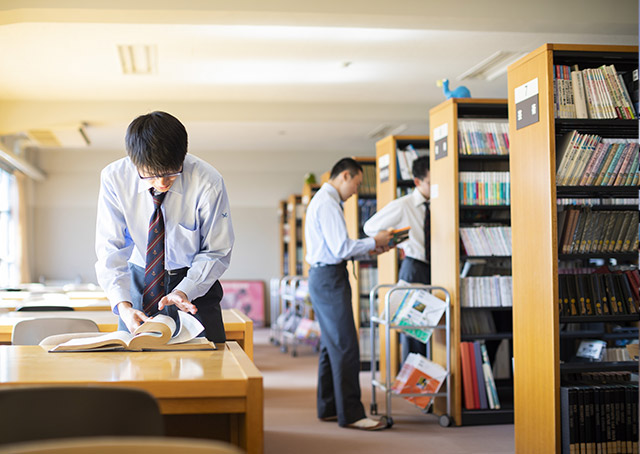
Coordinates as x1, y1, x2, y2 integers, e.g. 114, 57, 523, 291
369, 283, 452, 428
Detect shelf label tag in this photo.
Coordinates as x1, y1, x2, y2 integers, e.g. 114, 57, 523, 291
515, 78, 539, 130
433, 123, 448, 161
378, 153, 390, 183
431, 183, 439, 199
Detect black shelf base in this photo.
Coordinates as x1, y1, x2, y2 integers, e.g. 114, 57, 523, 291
461, 408, 513, 425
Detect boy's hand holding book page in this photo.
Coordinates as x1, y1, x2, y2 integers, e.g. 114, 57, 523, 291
388, 226, 411, 246
42, 311, 216, 352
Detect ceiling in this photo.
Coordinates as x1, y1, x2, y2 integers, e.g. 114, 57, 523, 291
0, 1, 637, 153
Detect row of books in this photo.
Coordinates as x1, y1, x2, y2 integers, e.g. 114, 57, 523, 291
557, 198, 639, 207
396, 144, 426, 181
359, 326, 379, 361
358, 163, 377, 197
460, 341, 500, 410
554, 64, 637, 119
556, 131, 639, 186
459, 172, 510, 206
357, 263, 378, 296
558, 271, 639, 317
460, 310, 496, 335
460, 226, 512, 257
357, 199, 376, 229
601, 347, 633, 362
560, 385, 638, 454
457, 120, 510, 155
460, 275, 513, 308
557, 209, 639, 254
288, 201, 305, 220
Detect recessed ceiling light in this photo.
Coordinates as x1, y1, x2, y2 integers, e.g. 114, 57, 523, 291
117, 44, 157, 75
457, 50, 527, 81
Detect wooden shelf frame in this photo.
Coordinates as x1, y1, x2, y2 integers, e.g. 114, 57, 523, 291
507, 43, 639, 454
286, 194, 303, 277
429, 98, 510, 426
374, 136, 429, 381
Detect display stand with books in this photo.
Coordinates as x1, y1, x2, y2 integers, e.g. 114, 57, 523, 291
507, 43, 639, 453
343, 157, 379, 367
429, 98, 513, 426
374, 135, 429, 380
369, 283, 452, 428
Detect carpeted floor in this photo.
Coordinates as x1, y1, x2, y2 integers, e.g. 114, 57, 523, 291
253, 327, 515, 454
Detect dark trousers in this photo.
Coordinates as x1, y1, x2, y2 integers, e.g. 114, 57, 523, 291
309, 263, 366, 426
399, 257, 430, 359
122, 263, 226, 343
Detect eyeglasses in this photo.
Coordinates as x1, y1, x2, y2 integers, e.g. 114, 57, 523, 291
137, 167, 183, 181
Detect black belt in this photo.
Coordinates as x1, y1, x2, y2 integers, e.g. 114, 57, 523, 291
167, 267, 189, 276
311, 261, 345, 268
404, 256, 429, 265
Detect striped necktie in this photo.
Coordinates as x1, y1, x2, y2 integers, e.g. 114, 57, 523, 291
143, 188, 167, 314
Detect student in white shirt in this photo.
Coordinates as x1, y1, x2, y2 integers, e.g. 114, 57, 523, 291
95, 111, 234, 342
363, 156, 430, 356
305, 158, 393, 431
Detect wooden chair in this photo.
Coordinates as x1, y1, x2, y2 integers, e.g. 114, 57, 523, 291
11, 318, 100, 345
0, 436, 242, 454
0, 387, 164, 446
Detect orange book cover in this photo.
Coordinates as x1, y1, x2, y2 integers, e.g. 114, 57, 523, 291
391, 353, 447, 410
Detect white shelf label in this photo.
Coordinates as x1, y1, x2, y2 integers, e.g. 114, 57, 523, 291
378, 153, 390, 183
433, 123, 448, 161
431, 184, 439, 199
515, 78, 539, 130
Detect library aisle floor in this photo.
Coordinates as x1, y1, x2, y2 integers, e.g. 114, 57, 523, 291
253, 328, 515, 454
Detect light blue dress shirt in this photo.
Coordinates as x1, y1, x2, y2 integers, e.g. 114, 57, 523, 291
95, 154, 234, 313
304, 183, 375, 265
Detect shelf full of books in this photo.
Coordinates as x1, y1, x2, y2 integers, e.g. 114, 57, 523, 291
278, 200, 289, 277
429, 98, 512, 426
508, 43, 638, 453
287, 194, 304, 277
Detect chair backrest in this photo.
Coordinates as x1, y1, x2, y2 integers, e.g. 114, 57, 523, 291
0, 386, 164, 446
16, 305, 74, 312
11, 317, 100, 345
0, 436, 243, 454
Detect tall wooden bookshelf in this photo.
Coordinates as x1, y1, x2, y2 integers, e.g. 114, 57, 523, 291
508, 44, 639, 453
278, 200, 288, 277
302, 182, 321, 278
343, 157, 378, 365
286, 194, 304, 277
374, 135, 429, 378
429, 99, 511, 426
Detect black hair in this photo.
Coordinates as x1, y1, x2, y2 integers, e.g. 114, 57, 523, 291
330, 158, 363, 180
412, 155, 429, 180
125, 111, 188, 175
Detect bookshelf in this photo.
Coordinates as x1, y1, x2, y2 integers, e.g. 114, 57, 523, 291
278, 200, 288, 277
286, 194, 304, 277
507, 44, 639, 453
429, 98, 511, 427
301, 182, 321, 278
374, 135, 429, 379
343, 157, 378, 365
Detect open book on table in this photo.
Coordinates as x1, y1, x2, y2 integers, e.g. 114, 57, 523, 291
42, 311, 216, 352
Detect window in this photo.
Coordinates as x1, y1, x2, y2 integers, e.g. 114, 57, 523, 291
0, 169, 18, 286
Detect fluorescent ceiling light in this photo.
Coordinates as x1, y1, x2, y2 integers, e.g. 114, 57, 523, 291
367, 124, 407, 141
118, 44, 157, 75
457, 51, 527, 81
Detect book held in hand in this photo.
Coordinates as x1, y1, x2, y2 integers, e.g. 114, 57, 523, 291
388, 226, 410, 246
42, 311, 216, 352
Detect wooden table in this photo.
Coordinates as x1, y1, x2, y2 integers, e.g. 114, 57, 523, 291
0, 342, 263, 454
0, 309, 254, 359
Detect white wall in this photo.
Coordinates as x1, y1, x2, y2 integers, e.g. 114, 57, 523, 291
30, 147, 354, 285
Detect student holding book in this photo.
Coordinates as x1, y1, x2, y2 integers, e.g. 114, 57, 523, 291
95, 111, 234, 342
363, 155, 431, 358
305, 158, 394, 431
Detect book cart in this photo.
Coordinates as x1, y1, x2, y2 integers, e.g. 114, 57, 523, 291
508, 44, 639, 453
369, 283, 452, 428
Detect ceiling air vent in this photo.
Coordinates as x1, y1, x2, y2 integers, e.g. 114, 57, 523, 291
117, 44, 157, 75
457, 50, 527, 81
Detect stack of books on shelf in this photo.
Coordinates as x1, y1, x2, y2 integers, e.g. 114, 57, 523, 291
460, 310, 497, 335
460, 276, 513, 307
459, 341, 501, 410
396, 144, 427, 181
558, 269, 639, 317
561, 384, 638, 454
459, 172, 510, 205
460, 226, 512, 256
557, 209, 639, 254
458, 120, 510, 155
359, 164, 377, 197
556, 131, 639, 186
357, 199, 376, 228
557, 197, 639, 206
554, 64, 638, 119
